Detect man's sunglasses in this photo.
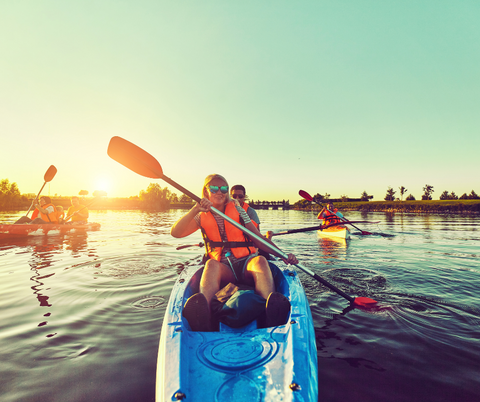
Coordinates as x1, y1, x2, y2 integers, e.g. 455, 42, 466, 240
208, 185, 229, 194
232, 194, 245, 199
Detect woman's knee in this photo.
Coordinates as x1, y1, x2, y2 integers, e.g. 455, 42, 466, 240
246, 256, 271, 275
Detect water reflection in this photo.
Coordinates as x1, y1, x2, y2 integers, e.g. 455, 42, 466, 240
316, 234, 348, 264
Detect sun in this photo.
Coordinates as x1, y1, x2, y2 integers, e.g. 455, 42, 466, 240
94, 176, 112, 195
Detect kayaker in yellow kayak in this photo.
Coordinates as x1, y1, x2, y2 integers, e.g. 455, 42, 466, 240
171, 174, 297, 332
318, 200, 344, 226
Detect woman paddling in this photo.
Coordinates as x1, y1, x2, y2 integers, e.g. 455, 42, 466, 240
171, 174, 297, 331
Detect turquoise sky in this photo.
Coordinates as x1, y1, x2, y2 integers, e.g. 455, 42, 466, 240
1, 1, 479, 202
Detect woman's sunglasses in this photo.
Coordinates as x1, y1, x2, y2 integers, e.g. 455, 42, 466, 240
208, 185, 229, 194
232, 194, 245, 199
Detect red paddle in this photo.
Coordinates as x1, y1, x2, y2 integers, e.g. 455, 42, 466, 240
299, 190, 373, 235
107, 136, 377, 308
25, 165, 57, 217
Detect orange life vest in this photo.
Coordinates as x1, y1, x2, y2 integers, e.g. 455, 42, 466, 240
200, 201, 256, 261
39, 203, 60, 223
242, 202, 259, 229
319, 207, 341, 225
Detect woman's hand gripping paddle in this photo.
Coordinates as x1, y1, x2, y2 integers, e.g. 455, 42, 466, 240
107, 136, 377, 308
299, 190, 373, 235
25, 165, 57, 216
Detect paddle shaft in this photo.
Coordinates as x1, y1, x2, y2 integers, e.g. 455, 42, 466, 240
271, 220, 380, 237
26, 165, 57, 217
26, 183, 47, 216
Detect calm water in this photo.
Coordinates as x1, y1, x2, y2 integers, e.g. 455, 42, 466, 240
1, 209, 479, 402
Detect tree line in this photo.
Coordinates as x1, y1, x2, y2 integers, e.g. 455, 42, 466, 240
2, 178, 479, 211
0, 179, 194, 211
383, 185, 479, 201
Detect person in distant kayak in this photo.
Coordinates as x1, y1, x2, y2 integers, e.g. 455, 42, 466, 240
56, 205, 65, 224
317, 201, 344, 226
171, 174, 297, 332
230, 184, 260, 230
65, 196, 89, 224
14, 196, 60, 224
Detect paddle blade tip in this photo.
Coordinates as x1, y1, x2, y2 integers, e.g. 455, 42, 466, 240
299, 190, 313, 201
353, 297, 378, 307
44, 165, 57, 182
107, 136, 164, 179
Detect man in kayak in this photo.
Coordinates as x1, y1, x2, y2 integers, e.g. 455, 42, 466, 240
171, 174, 297, 332
14, 196, 60, 224
230, 184, 261, 230
65, 196, 89, 225
318, 201, 344, 226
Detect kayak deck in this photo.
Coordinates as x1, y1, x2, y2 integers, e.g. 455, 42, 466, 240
318, 225, 351, 239
0, 223, 101, 237
156, 260, 318, 402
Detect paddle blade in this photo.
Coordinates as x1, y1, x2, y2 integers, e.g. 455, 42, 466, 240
299, 190, 313, 201
44, 165, 57, 182
107, 136, 163, 179
353, 297, 377, 307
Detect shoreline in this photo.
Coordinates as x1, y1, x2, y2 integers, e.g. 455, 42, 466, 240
293, 200, 480, 215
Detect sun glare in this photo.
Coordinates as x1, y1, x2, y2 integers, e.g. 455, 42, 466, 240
94, 177, 112, 195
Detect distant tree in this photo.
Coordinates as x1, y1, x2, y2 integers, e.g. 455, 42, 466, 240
469, 190, 480, 199
384, 187, 396, 201
323, 193, 330, 200
0, 179, 21, 208
360, 191, 370, 202
440, 190, 449, 200
441, 191, 458, 200
340, 195, 348, 202
399, 186, 407, 201
406, 194, 416, 201
422, 184, 434, 200
170, 193, 179, 203
293, 199, 312, 209
79, 190, 89, 196
459, 193, 469, 200
179, 194, 193, 203
312, 193, 324, 203
139, 183, 172, 209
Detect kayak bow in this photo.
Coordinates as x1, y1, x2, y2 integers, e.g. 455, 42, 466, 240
156, 260, 318, 402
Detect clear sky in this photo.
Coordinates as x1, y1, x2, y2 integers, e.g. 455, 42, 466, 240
1, 1, 479, 202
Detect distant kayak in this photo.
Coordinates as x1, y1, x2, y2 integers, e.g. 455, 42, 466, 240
318, 225, 351, 239
0, 222, 101, 237
156, 259, 318, 402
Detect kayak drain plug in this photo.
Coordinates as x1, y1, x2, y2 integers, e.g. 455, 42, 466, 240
174, 391, 186, 400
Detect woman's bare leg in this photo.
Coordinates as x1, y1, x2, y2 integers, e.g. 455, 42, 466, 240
200, 259, 235, 307
244, 256, 275, 300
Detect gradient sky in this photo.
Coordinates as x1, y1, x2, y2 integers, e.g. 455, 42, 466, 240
1, 1, 479, 202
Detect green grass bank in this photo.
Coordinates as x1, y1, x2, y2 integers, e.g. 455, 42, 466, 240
293, 200, 480, 214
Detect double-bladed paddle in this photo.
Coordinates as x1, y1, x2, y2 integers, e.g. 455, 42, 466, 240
299, 190, 373, 235
25, 165, 57, 216
269, 220, 380, 237
107, 136, 377, 307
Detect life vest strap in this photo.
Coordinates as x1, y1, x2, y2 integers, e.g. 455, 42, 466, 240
207, 240, 255, 248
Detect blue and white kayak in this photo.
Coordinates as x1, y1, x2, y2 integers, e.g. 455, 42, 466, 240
156, 259, 318, 402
